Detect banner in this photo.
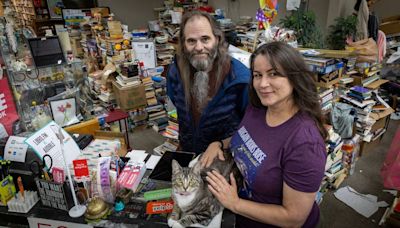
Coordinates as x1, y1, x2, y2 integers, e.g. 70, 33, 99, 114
0, 75, 19, 136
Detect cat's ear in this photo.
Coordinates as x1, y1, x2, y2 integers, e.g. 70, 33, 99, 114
192, 160, 202, 175
172, 159, 182, 175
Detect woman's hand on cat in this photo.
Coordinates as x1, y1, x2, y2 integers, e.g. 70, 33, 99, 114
200, 142, 225, 168
206, 171, 240, 212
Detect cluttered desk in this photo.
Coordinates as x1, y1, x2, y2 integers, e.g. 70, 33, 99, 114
0, 123, 235, 228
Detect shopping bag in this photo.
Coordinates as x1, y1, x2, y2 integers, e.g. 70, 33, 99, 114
347, 38, 378, 63
381, 125, 400, 190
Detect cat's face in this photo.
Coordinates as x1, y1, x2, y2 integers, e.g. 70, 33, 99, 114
171, 160, 202, 196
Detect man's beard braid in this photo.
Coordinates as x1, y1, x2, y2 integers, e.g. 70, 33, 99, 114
192, 71, 209, 111
188, 46, 218, 112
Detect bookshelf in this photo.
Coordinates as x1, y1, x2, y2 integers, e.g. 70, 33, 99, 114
11, 0, 36, 28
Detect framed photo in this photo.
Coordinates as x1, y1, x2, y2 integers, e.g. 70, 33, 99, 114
46, 0, 64, 19
49, 97, 80, 127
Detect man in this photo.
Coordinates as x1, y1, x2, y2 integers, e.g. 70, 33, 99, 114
167, 11, 250, 156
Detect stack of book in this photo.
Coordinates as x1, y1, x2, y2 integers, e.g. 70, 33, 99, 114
348, 86, 372, 102
352, 63, 382, 86
115, 75, 141, 87
153, 140, 179, 155
324, 125, 346, 189
318, 87, 334, 113
161, 110, 179, 140
155, 43, 175, 66
149, 114, 168, 132
142, 77, 158, 106
305, 57, 344, 76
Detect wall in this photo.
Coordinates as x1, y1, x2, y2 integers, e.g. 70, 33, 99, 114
372, 0, 400, 22
97, 0, 164, 29
208, 0, 330, 33
98, 0, 400, 35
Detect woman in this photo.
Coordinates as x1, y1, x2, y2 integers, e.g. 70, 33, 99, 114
203, 42, 327, 227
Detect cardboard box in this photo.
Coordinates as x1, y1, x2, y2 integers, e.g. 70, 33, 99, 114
314, 68, 343, 88
359, 114, 392, 156
112, 81, 146, 111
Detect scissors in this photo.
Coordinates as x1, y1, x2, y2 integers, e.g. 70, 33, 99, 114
30, 154, 53, 181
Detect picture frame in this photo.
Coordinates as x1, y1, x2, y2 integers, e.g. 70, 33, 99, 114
49, 97, 80, 127
46, 0, 64, 20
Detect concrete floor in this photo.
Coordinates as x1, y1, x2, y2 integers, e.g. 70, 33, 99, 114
128, 120, 400, 228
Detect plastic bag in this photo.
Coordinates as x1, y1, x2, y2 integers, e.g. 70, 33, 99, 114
347, 38, 378, 63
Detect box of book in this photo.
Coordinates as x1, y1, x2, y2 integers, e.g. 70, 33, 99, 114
112, 81, 146, 111
315, 68, 343, 88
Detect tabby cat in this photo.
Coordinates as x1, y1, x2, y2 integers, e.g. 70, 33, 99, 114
168, 152, 238, 228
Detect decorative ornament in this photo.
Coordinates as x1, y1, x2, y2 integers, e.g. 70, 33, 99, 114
256, 0, 279, 30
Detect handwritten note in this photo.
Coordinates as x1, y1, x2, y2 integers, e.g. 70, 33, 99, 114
25, 121, 81, 171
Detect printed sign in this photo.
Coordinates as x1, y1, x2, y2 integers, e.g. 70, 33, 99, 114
25, 121, 81, 170
35, 179, 69, 211
73, 159, 89, 180
28, 217, 91, 228
4, 136, 28, 162
52, 167, 65, 184
0, 75, 19, 136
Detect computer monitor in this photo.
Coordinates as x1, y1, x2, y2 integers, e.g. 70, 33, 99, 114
148, 151, 196, 182
27, 36, 66, 68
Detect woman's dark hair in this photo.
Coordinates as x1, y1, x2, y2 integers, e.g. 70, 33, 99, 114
249, 42, 327, 140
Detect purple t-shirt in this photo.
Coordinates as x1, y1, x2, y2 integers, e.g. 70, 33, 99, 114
230, 105, 327, 228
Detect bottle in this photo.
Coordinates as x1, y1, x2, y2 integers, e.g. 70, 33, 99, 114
341, 139, 356, 175
139, 61, 147, 77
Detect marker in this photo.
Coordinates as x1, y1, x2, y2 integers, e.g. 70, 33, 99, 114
17, 176, 25, 200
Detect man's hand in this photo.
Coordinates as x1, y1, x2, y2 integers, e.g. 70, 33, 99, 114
200, 141, 225, 168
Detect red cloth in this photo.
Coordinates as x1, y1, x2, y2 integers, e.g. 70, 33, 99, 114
381, 125, 400, 190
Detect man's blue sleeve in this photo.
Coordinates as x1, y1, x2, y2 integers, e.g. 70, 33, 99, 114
166, 64, 176, 105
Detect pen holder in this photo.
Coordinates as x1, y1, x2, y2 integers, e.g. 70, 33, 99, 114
7, 191, 40, 213
35, 178, 74, 211
0, 175, 17, 206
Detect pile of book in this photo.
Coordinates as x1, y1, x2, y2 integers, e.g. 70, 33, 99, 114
115, 75, 141, 87
339, 86, 377, 142
142, 77, 158, 106
324, 125, 346, 190
318, 87, 334, 113
352, 63, 382, 87
147, 102, 167, 132
161, 110, 179, 140
153, 140, 179, 155
155, 43, 175, 66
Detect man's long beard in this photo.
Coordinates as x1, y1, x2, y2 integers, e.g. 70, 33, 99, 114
186, 46, 218, 112
192, 71, 209, 111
